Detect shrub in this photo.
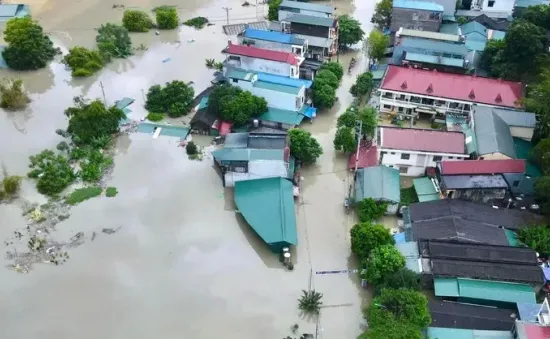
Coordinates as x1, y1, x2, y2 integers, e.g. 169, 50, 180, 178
63, 46, 104, 77
186, 141, 198, 155
0, 170, 22, 200
518, 224, 550, 256
400, 187, 419, 206
183, 16, 209, 29
145, 81, 194, 118
357, 198, 388, 222
79, 149, 109, 182
156, 6, 179, 30
350, 222, 394, 261
122, 10, 153, 32
28, 150, 76, 196
96, 23, 132, 59
105, 186, 118, 197
65, 186, 102, 205
297, 290, 323, 315
0, 79, 30, 110
146, 112, 164, 122
319, 62, 344, 80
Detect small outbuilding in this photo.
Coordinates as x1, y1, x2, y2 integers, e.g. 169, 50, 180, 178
355, 165, 400, 214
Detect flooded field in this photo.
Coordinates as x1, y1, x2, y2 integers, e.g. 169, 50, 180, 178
0, 0, 376, 337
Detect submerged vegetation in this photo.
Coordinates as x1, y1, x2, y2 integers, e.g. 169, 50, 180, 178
145, 81, 195, 118
298, 290, 323, 315
105, 187, 118, 197
0, 168, 21, 201
63, 47, 105, 77
122, 10, 153, 32
156, 6, 179, 29
96, 23, 133, 59
65, 186, 103, 205
146, 112, 164, 122
0, 79, 30, 110
183, 16, 209, 29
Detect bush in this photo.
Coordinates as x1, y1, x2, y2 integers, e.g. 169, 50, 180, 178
145, 81, 195, 118
350, 222, 394, 261
319, 62, 344, 80
28, 150, 76, 196
146, 112, 164, 122
105, 187, 118, 197
362, 245, 405, 284
400, 187, 419, 206
65, 186, 102, 205
96, 23, 132, 59
297, 290, 323, 315
186, 141, 198, 155
518, 224, 550, 256
183, 16, 209, 29
288, 129, 323, 165
0, 79, 30, 110
156, 6, 179, 29
63, 46, 104, 77
122, 10, 153, 32
79, 149, 109, 182
357, 198, 388, 222
0, 169, 22, 200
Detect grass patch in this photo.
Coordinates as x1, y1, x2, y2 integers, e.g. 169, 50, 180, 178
65, 186, 102, 205
400, 186, 419, 206
146, 112, 164, 122
105, 187, 118, 197
183, 16, 209, 29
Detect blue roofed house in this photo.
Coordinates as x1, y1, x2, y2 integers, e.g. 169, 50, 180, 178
238, 27, 307, 61
355, 165, 401, 214
391, 0, 445, 32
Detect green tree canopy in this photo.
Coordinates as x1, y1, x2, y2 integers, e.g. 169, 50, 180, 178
313, 70, 340, 90
312, 83, 336, 109
357, 197, 388, 223
65, 98, 125, 146
63, 47, 104, 77
2, 17, 57, 70
268, 0, 282, 21
371, 0, 392, 29
366, 30, 389, 61
96, 23, 132, 59
319, 61, 344, 80
361, 315, 422, 339
363, 244, 405, 284
334, 126, 357, 153
207, 84, 241, 115
28, 150, 76, 196
524, 69, 550, 141
531, 138, 550, 173
535, 176, 550, 214
518, 224, 550, 256
369, 288, 431, 328
156, 6, 179, 29
145, 80, 195, 118
288, 129, 323, 165
350, 72, 374, 98
219, 90, 267, 125
337, 108, 358, 128
520, 4, 550, 29
338, 15, 365, 48
350, 222, 394, 261
378, 268, 421, 292
358, 107, 378, 137
122, 10, 153, 32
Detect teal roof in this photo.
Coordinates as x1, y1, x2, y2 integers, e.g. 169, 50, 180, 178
465, 40, 487, 51
434, 278, 536, 304
395, 241, 421, 273
234, 177, 297, 251
355, 165, 400, 203
253, 80, 301, 94
115, 97, 135, 110
413, 177, 440, 202
226, 68, 254, 81
513, 137, 541, 177
259, 107, 304, 126
406, 52, 465, 67
211, 148, 284, 162
461, 22, 488, 40
393, 0, 444, 11
0, 4, 28, 20
505, 229, 520, 247
427, 327, 513, 339
490, 30, 506, 40
136, 123, 190, 138
440, 23, 459, 35
197, 96, 208, 110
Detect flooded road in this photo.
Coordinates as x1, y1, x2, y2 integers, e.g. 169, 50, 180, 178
0, 0, 376, 337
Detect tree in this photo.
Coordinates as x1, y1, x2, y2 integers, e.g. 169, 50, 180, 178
96, 23, 132, 59
337, 108, 358, 128
350, 222, 394, 261
145, 80, 195, 118
268, 0, 282, 21
503, 20, 547, 78
122, 10, 153, 32
520, 4, 550, 29
219, 90, 267, 125
369, 288, 430, 328
2, 17, 57, 70
65, 98, 125, 146
379, 268, 421, 291
312, 83, 336, 109
186, 141, 198, 155
371, 0, 392, 29
363, 244, 405, 284
362, 316, 422, 339
333, 127, 356, 153
338, 15, 365, 48
207, 84, 241, 115
63, 47, 104, 77
357, 107, 378, 137
524, 70, 550, 141
0, 79, 30, 110
350, 72, 374, 98
366, 30, 389, 61
518, 225, 550, 256
28, 150, 76, 196
532, 138, 550, 174
456, 16, 468, 25
319, 62, 344, 80
288, 129, 323, 165
480, 39, 507, 76
357, 198, 388, 222
535, 176, 550, 214
156, 6, 179, 30
297, 290, 323, 314
313, 70, 339, 90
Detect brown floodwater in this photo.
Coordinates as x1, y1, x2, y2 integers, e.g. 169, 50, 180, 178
0, 0, 376, 337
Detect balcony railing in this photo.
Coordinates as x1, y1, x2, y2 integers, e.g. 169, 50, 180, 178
380, 96, 471, 115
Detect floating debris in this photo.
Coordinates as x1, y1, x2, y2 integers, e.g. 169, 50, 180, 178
102, 226, 121, 235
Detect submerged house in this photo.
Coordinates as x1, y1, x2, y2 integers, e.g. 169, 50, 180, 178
355, 166, 401, 214
234, 177, 297, 252
189, 97, 232, 136
390, 0, 444, 32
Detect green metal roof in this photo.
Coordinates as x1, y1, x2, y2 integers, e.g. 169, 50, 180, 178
259, 107, 304, 126
505, 229, 520, 247
355, 165, 400, 203
439, 23, 459, 35
413, 177, 440, 202
253, 80, 301, 94
226, 68, 254, 81
427, 327, 513, 339
434, 278, 536, 304
405, 52, 465, 68
234, 177, 297, 251
211, 148, 284, 162
513, 137, 541, 177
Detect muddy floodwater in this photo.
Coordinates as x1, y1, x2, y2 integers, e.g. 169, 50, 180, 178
0, 0, 376, 337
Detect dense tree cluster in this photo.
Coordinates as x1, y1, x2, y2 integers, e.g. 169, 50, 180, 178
206, 84, 266, 125
371, 0, 392, 29
145, 81, 195, 118
312, 65, 342, 109
288, 129, 323, 165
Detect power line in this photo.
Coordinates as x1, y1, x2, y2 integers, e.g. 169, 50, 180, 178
222, 7, 232, 25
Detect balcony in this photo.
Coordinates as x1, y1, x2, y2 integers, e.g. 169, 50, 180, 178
379, 96, 471, 115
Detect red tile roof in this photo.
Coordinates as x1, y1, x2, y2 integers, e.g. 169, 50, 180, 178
524, 323, 550, 339
223, 43, 298, 65
380, 65, 522, 108
379, 127, 466, 154
439, 159, 526, 175
349, 141, 378, 169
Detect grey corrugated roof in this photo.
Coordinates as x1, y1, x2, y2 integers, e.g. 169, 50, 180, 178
411, 218, 510, 245
293, 34, 333, 48
224, 133, 249, 148
475, 106, 536, 128
474, 109, 517, 158
247, 132, 287, 149
429, 301, 517, 331
440, 174, 509, 189
355, 166, 401, 203
400, 37, 469, 56
284, 14, 335, 27
279, 0, 334, 14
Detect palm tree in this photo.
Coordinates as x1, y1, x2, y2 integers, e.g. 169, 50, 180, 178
298, 290, 323, 314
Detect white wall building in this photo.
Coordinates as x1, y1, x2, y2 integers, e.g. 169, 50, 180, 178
238, 27, 307, 58
377, 127, 468, 176
470, 0, 515, 13
278, 0, 334, 21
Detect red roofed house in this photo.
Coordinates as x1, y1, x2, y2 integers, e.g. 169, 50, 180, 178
378, 65, 523, 120
514, 299, 550, 339
377, 126, 468, 176
222, 42, 303, 79
438, 159, 526, 176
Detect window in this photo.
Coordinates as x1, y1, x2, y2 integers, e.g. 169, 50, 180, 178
401, 153, 410, 160
383, 104, 391, 109
391, 152, 396, 155
399, 167, 408, 174
513, 180, 520, 187
488, 0, 495, 7
381, 151, 387, 155
433, 155, 442, 162
448, 156, 454, 159
232, 78, 238, 83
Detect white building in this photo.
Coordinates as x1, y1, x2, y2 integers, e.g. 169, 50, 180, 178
278, 0, 334, 21
223, 42, 302, 79
470, 0, 515, 13
377, 126, 468, 176
238, 27, 307, 58
378, 65, 523, 120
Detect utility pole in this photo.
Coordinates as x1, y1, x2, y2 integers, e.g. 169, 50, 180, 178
99, 81, 107, 105
222, 7, 232, 25
353, 120, 363, 173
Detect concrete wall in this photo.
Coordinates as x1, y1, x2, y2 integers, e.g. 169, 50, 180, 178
481, 0, 515, 12
390, 8, 442, 32
278, 9, 330, 21
509, 126, 534, 141
379, 149, 468, 176
259, 119, 294, 130
233, 79, 305, 111
237, 37, 306, 58
447, 188, 507, 204
479, 152, 511, 160
226, 55, 296, 78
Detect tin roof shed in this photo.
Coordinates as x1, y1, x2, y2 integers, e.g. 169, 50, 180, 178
355, 165, 400, 204
434, 277, 536, 304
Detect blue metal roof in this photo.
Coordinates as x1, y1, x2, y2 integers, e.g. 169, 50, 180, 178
401, 37, 469, 55
405, 52, 465, 67
393, 0, 444, 11
243, 28, 300, 45
256, 72, 312, 88
465, 40, 486, 51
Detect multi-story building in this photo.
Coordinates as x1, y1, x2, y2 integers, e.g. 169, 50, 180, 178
277, 0, 334, 21
391, 0, 444, 32
378, 65, 523, 120
280, 14, 338, 52
377, 126, 468, 176
238, 27, 307, 58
